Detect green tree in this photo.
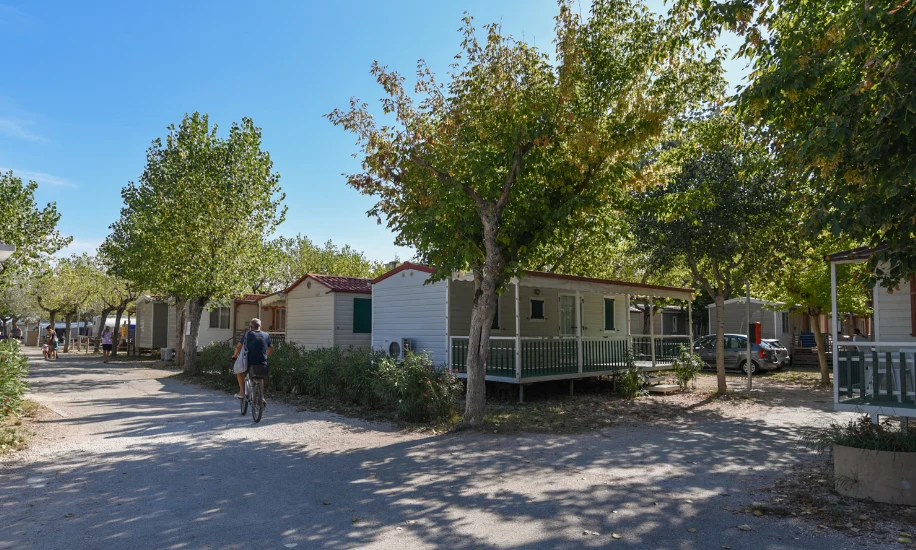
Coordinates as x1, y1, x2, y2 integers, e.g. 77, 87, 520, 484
630, 115, 787, 394
673, 0, 916, 284
0, 171, 71, 284
257, 236, 388, 291
759, 233, 870, 385
32, 255, 97, 351
0, 271, 39, 337
328, 1, 722, 425
102, 112, 286, 372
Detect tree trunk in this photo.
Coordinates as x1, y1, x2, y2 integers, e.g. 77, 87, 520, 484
811, 308, 830, 386
642, 300, 651, 335
0, 317, 8, 338
714, 293, 728, 395
64, 313, 73, 353
463, 209, 504, 427
183, 297, 207, 374
95, 308, 113, 353
176, 301, 186, 368
111, 308, 125, 357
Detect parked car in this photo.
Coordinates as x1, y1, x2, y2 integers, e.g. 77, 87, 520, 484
692, 334, 785, 374
762, 339, 790, 369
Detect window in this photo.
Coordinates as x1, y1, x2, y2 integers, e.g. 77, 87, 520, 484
353, 298, 372, 334
781, 312, 789, 334
209, 307, 230, 329
491, 297, 500, 330
603, 298, 616, 331
273, 308, 286, 331
530, 298, 545, 320
671, 314, 678, 334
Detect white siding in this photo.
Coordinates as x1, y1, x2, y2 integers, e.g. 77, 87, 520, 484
166, 302, 179, 350
334, 293, 372, 348
196, 303, 234, 349
707, 301, 781, 339
876, 278, 915, 344
236, 303, 259, 332
286, 283, 334, 349
372, 269, 448, 363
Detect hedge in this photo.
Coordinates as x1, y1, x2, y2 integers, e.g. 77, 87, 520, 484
0, 340, 28, 417
196, 341, 461, 423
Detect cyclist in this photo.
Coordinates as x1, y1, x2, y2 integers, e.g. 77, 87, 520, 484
231, 318, 273, 404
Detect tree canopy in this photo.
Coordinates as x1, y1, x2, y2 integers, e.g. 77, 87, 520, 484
102, 112, 286, 371
257, 236, 388, 291
0, 171, 71, 284
329, 0, 723, 425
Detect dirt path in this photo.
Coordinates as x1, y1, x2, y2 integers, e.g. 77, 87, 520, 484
0, 350, 891, 549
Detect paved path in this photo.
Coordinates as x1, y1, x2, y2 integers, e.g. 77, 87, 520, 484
0, 350, 886, 549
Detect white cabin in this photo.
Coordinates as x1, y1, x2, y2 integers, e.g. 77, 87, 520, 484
284, 274, 372, 350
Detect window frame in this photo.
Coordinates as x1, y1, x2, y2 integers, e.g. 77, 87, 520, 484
910, 275, 916, 337
491, 295, 501, 330
210, 307, 230, 330
602, 296, 617, 332
529, 298, 546, 322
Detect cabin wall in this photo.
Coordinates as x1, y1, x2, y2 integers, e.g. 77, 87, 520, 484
286, 282, 334, 349
372, 269, 448, 363
333, 293, 372, 348
135, 300, 154, 349
875, 278, 915, 345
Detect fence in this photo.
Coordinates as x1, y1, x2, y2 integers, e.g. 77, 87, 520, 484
836, 343, 916, 404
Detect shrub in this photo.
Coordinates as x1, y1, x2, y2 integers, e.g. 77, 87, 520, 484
616, 353, 646, 399
0, 340, 28, 417
672, 345, 704, 389
805, 415, 916, 453
194, 341, 460, 423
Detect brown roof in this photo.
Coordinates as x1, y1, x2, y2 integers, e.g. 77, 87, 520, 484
371, 263, 693, 296
371, 262, 436, 284
284, 273, 372, 295
237, 294, 268, 303
824, 244, 888, 263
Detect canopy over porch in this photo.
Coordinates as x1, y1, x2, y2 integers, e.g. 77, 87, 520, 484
448, 270, 695, 387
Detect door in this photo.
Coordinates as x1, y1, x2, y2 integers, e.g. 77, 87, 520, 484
152, 303, 168, 348
559, 295, 577, 337
725, 336, 744, 369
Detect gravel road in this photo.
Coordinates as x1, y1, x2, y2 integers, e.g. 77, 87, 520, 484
0, 350, 893, 549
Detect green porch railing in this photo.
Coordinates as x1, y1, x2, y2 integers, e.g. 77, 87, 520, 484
582, 338, 628, 372
450, 338, 516, 378
520, 339, 578, 378
631, 336, 690, 363
837, 347, 915, 404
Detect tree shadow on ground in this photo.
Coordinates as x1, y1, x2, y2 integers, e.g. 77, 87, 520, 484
1, 384, 846, 550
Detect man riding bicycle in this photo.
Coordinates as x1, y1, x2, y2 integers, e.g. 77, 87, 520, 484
232, 318, 273, 403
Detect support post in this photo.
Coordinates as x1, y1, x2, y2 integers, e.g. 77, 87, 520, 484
688, 300, 693, 342
570, 379, 574, 396
831, 261, 840, 409
649, 303, 656, 369
625, 294, 632, 354
575, 290, 583, 374
746, 281, 752, 391
515, 281, 521, 381
519, 384, 524, 403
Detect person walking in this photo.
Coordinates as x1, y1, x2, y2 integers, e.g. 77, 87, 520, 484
101, 326, 114, 363
10, 322, 22, 343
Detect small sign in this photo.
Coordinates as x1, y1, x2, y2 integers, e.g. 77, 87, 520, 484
185, 321, 191, 336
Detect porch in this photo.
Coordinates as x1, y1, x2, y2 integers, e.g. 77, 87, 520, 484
447, 271, 695, 384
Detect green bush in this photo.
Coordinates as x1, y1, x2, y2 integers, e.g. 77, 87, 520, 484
805, 415, 916, 453
194, 341, 460, 423
616, 353, 647, 399
672, 345, 704, 389
0, 340, 28, 417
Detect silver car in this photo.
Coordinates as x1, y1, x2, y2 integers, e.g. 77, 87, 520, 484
693, 334, 782, 375
762, 339, 790, 369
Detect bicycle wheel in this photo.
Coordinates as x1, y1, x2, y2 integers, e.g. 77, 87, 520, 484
251, 379, 263, 423
240, 378, 249, 416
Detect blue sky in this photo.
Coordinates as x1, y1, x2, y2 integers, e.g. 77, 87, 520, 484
0, 1, 746, 262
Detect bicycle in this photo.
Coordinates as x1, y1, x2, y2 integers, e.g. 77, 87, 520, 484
239, 368, 266, 423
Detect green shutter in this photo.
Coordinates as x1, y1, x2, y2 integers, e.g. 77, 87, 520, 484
353, 298, 372, 334
604, 298, 615, 330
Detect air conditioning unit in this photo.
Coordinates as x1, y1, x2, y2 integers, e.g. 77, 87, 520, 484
160, 347, 175, 361
384, 338, 412, 360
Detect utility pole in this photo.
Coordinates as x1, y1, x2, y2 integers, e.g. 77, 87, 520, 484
746, 280, 752, 391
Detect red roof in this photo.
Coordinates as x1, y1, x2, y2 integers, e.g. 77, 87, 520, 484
284, 274, 372, 294
371, 262, 436, 284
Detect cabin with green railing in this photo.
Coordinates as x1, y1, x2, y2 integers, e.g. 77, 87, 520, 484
828, 246, 916, 421
370, 263, 695, 398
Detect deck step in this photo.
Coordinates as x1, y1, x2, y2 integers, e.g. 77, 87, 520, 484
645, 376, 670, 385
647, 384, 681, 395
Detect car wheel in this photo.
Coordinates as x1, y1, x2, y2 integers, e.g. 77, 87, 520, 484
740, 360, 760, 375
